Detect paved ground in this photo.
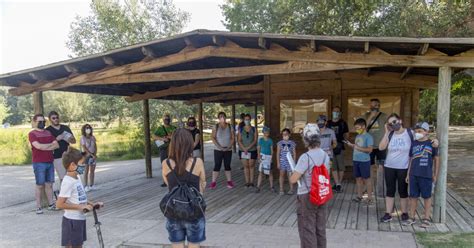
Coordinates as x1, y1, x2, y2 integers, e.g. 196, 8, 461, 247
0, 143, 420, 247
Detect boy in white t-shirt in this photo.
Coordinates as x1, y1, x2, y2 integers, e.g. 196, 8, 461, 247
56, 147, 103, 248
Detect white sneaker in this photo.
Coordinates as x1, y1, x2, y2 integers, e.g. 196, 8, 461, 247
90, 185, 96, 191
85, 186, 90, 192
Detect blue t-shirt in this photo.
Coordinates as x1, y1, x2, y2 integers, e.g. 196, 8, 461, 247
258, 137, 273, 155
277, 140, 296, 168
409, 139, 438, 178
353, 132, 373, 162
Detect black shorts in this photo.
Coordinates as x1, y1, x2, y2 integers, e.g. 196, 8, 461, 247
384, 167, 408, 198
370, 149, 386, 165
62, 217, 87, 247
238, 150, 258, 160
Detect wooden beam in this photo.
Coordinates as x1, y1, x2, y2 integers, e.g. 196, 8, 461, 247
364, 42, 370, 54
187, 92, 263, 105
84, 62, 375, 86
140, 83, 263, 101
254, 104, 258, 130
29, 72, 46, 81
231, 104, 236, 152
64, 64, 79, 74
102, 56, 115, 66
339, 69, 438, 85
33, 91, 44, 114
141, 46, 156, 62
198, 102, 204, 161
212, 35, 226, 46
9, 46, 215, 96
433, 66, 451, 224
258, 37, 269, 49
222, 99, 263, 106
401, 43, 430, 79
143, 99, 152, 178
125, 76, 251, 102
209, 44, 473, 68
310, 40, 317, 52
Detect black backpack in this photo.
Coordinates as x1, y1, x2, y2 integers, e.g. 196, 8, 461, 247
159, 158, 206, 221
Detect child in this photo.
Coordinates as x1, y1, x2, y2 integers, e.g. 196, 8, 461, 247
256, 126, 274, 193
346, 118, 374, 204
56, 147, 103, 248
317, 115, 338, 192
276, 128, 297, 195
80, 124, 97, 192
404, 122, 439, 228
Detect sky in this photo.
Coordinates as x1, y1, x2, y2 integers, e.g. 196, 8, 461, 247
0, 0, 226, 74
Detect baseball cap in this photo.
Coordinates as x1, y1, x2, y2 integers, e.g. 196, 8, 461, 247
317, 115, 327, 123
414, 122, 430, 131
262, 126, 270, 133
302, 123, 320, 138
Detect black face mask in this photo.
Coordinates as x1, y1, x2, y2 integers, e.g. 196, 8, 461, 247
164, 119, 170, 125
37, 121, 46, 129
370, 107, 379, 112
188, 122, 196, 127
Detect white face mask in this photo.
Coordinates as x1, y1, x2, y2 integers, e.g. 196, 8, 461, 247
85, 128, 92, 135
415, 133, 425, 140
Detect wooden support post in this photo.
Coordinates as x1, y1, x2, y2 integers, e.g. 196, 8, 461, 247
198, 102, 204, 161
231, 104, 236, 152
143, 100, 152, 178
433, 66, 451, 223
33, 92, 44, 114
254, 104, 258, 131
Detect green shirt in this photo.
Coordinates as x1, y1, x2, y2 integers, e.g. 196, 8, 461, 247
154, 125, 177, 148
362, 112, 387, 148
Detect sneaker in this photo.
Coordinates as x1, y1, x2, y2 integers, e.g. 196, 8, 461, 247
160, 183, 167, 188
36, 208, 43, 214
402, 218, 416, 226
401, 213, 409, 221
227, 181, 235, 189
90, 185, 96, 191
270, 187, 276, 193
84, 186, 91, 192
287, 190, 294, 195
48, 203, 58, 211
336, 184, 343, 193
209, 181, 217, 189
380, 213, 393, 223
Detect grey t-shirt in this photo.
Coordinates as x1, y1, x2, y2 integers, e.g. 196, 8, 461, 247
294, 148, 330, 195
362, 112, 388, 148
215, 124, 232, 151
319, 128, 336, 158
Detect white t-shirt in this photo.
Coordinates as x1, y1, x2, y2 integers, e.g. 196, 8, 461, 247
59, 175, 88, 220
294, 148, 330, 195
384, 129, 412, 170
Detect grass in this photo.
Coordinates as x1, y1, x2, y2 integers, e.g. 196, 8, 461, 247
0, 125, 212, 165
415, 232, 474, 248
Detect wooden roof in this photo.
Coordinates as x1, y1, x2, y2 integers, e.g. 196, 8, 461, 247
1, 29, 473, 104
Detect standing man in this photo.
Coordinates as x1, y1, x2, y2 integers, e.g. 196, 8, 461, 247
327, 106, 349, 193
153, 114, 177, 187
46, 111, 76, 194
362, 99, 388, 197
29, 114, 59, 214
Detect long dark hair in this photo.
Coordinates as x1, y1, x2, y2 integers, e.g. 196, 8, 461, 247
168, 128, 194, 176
81, 124, 93, 136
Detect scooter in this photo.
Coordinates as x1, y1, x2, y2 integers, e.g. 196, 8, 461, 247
84, 204, 104, 248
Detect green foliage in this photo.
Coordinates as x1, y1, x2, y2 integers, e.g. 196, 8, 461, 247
67, 0, 190, 57
221, 0, 473, 37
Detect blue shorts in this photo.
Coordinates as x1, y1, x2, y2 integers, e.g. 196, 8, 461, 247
33, 162, 55, 185
353, 161, 371, 179
409, 176, 433, 199
166, 217, 206, 244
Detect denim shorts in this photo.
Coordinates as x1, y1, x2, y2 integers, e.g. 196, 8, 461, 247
166, 217, 206, 244
33, 162, 55, 185
409, 176, 433, 199
353, 161, 371, 179
61, 217, 87, 246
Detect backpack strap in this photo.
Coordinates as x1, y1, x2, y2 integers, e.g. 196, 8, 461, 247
162, 125, 168, 137
367, 112, 382, 132
388, 131, 395, 143
184, 157, 198, 182
166, 159, 182, 186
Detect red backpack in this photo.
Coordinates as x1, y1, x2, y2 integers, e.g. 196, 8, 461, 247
306, 153, 333, 206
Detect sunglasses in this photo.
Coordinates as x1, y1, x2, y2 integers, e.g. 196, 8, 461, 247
388, 120, 399, 125
51, 116, 59, 120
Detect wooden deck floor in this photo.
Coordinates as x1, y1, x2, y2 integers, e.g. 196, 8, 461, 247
89, 156, 473, 234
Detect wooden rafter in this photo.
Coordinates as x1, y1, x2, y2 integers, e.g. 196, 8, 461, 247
129, 82, 263, 102
125, 76, 252, 102
82, 62, 375, 86
400, 43, 430, 79
186, 92, 263, 105
9, 46, 215, 96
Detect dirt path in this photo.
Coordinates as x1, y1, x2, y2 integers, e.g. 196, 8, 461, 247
447, 126, 474, 206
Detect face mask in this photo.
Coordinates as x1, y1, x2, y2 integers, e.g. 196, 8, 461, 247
356, 129, 364, 135
75, 164, 86, 175
188, 122, 196, 127
37, 121, 46, 129
415, 133, 425, 140
283, 135, 289, 141
164, 119, 170, 125
317, 123, 325, 129
85, 128, 92, 134
391, 123, 401, 131
370, 107, 379, 112
332, 112, 340, 120
244, 120, 250, 126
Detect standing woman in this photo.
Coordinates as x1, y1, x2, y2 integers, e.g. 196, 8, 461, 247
162, 128, 207, 248
209, 112, 235, 189
290, 123, 330, 248
238, 114, 258, 188
81, 124, 97, 192
186, 117, 201, 158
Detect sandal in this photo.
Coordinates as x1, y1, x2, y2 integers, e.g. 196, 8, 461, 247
420, 219, 431, 228
352, 196, 363, 203
287, 190, 294, 195
364, 198, 374, 205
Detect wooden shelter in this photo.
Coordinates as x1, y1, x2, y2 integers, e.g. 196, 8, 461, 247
1, 30, 473, 224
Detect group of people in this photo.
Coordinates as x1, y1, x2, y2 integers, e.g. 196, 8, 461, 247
28, 111, 99, 215
158, 98, 441, 248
